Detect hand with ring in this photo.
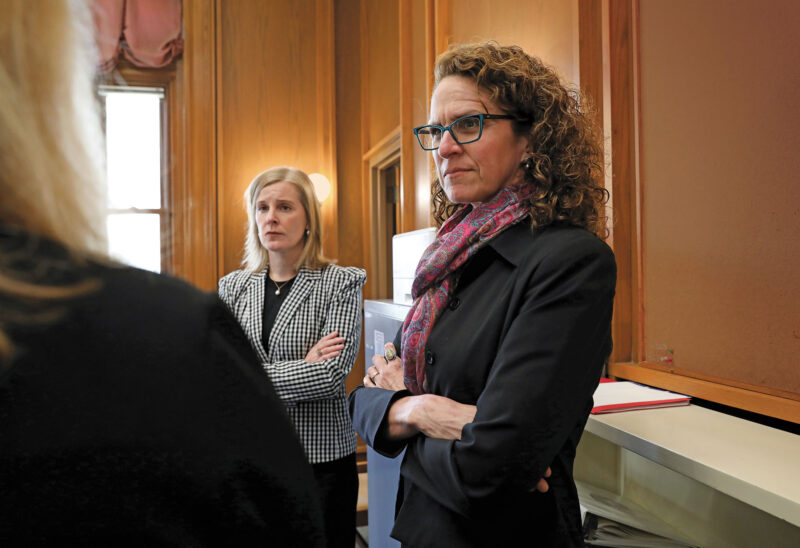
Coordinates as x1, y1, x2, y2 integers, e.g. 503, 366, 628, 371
364, 343, 405, 390
304, 331, 345, 363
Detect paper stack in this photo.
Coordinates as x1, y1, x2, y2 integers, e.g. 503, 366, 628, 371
591, 379, 690, 414
578, 482, 698, 547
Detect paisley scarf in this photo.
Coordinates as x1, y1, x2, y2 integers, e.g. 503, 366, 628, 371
401, 183, 534, 394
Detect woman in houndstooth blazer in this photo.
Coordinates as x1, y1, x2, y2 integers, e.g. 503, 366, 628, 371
219, 166, 366, 548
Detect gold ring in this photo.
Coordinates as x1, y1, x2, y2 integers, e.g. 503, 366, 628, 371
317, 349, 323, 357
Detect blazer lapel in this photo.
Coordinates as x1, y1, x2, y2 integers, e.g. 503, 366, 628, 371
268, 266, 321, 359
244, 270, 268, 363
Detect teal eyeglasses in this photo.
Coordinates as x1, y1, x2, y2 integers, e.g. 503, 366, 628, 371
412, 113, 516, 151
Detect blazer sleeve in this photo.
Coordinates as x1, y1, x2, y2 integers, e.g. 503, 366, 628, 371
261, 268, 366, 404
217, 271, 241, 311
399, 237, 616, 516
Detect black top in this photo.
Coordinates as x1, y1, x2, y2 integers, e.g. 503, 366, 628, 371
262, 275, 296, 352
349, 222, 617, 547
0, 227, 324, 546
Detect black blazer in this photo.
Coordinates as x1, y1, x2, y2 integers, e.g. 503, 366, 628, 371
349, 222, 616, 547
0, 229, 324, 546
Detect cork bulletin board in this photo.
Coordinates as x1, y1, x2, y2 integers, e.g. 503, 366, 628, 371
636, 0, 800, 403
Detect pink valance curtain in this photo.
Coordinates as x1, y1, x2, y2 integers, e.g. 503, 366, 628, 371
93, 0, 183, 73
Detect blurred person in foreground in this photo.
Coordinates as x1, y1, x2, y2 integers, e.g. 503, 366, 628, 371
350, 42, 616, 547
0, 1, 323, 545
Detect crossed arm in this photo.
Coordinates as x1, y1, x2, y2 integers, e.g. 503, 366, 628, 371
362, 344, 552, 492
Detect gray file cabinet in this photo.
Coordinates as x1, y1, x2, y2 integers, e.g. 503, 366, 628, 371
363, 300, 409, 548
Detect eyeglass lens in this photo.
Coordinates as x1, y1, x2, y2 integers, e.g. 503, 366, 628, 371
418, 115, 482, 149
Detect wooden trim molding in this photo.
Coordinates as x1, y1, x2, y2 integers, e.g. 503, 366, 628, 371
433, 0, 451, 57
638, 361, 800, 403
363, 127, 403, 162
359, 0, 372, 298
180, 0, 218, 290
631, 0, 646, 361
101, 62, 182, 277
609, 362, 800, 424
607, 0, 639, 364
424, 0, 436, 104
361, 127, 401, 300
316, 0, 339, 260
579, 0, 604, 114
399, 0, 416, 234
213, 0, 227, 283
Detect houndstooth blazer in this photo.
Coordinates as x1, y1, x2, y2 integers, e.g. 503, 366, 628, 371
219, 264, 366, 464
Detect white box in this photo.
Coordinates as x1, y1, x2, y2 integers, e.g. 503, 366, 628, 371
392, 227, 436, 305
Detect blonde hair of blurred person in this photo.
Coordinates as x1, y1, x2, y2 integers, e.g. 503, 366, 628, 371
242, 166, 331, 272
0, 0, 107, 363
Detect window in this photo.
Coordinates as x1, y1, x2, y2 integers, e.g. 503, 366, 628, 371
99, 86, 167, 273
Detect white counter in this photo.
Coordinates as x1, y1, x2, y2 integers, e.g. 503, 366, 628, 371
585, 405, 800, 527
575, 404, 800, 547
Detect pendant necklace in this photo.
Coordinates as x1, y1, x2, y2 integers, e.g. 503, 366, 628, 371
271, 278, 291, 295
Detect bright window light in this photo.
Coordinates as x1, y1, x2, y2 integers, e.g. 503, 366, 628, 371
104, 91, 161, 209
100, 87, 165, 273
107, 213, 161, 273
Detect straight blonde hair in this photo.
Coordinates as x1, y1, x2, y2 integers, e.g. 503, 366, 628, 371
0, 0, 108, 363
242, 167, 331, 272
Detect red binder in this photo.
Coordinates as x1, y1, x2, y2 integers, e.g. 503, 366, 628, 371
591, 379, 691, 414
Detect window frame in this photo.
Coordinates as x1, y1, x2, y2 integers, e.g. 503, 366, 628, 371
98, 60, 183, 275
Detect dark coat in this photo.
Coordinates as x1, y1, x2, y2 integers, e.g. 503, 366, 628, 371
349, 222, 616, 547
0, 228, 324, 546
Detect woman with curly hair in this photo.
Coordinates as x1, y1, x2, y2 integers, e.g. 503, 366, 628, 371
349, 42, 616, 546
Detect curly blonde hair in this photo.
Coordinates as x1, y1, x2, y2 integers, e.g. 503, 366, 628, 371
431, 42, 608, 237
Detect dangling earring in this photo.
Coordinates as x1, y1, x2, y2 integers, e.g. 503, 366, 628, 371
305, 228, 310, 236
523, 156, 534, 171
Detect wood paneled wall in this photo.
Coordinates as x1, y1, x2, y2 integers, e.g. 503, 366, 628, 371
179, 1, 800, 424
400, 0, 434, 233
179, 0, 591, 406
335, 0, 368, 397
362, 0, 400, 152
447, 0, 580, 85
180, 0, 584, 284
335, 0, 365, 274
179, 0, 217, 291
215, 0, 336, 276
